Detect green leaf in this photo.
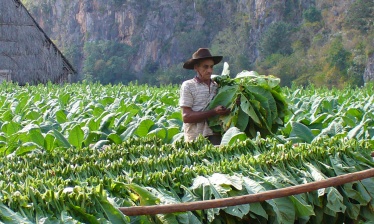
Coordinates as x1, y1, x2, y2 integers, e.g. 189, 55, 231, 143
68, 100, 82, 117
343, 197, 360, 220
92, 140, 110, 150
96, 198, 129, 224
99, 96, 115, 106
53, 129, 71, 148
44, 132, 56, 152
68, 203, 100, 224
168, 112, 183, 121
1, 121, 21, 136
345, 107, 363, 119
240, 96, 261, 125
241, 177, 268, 219
236, 107, 249, 131
160, 94, 177, 106
25, 110, 41, 121
289, 195, 315, 219
59, 210, 82, 223
166, 127, 180, 143
325, 187, 346, 216
15, 142, 40, 155
156, 214, 180, 224
84, 130, 101, 146
120, 125, 137, 141
347, 122, 365, 139
290, 121, 314, 143
147, 127, 167, 140
18, 124, 45, 147
135, 117, 155, 137
304, 163, 327, 197
127, 184, 160, 206
107, 133, 122, 144
235, 70, 259, 79
68, 125, 84, 149
55, 110, 67, 123
221, 127, 247, 146
87, 117, 99, 131
310, 113, 329, 125
99, 113, 116, 132
207, 85, 239, 110
248, 85, 277, 123
268, 198, 295, 224
59, 93, 71, 106
0, 203, 33, 224
267, 76, 281, 88
114, 112, 131, 130
224, 189, 250, 219
190, 174, 244, 222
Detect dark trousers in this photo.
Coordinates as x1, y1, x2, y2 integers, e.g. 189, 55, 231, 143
207, 135, 222, 145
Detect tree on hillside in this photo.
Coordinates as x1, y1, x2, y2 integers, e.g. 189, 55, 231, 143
211, 26, 252, 75
303, 7, 322, 23
259, 22, 293, 58
327, 37, 351, 74
82, 41, 136, 84
344, 0, 374, 34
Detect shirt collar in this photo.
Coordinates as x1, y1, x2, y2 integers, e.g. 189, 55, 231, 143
194, 75, 215, 85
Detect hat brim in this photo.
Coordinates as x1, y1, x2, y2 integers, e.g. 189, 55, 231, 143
183, 56, 223, 70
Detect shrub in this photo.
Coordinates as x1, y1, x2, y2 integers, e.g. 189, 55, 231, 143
303, 7, 322, 23
259, 22, 293, 58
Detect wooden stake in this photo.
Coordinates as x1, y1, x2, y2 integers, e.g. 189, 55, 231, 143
119, 168, 374, 216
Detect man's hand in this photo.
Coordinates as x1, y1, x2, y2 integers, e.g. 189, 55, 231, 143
214, 105, 231, 115
181, 106, 230, 123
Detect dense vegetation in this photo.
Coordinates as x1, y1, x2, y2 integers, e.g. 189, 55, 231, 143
0, 80, 373, 223
143, 0, 374, 88
20, 0, 374, 87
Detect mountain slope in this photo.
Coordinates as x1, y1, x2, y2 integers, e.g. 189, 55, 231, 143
21, 0, 373, 86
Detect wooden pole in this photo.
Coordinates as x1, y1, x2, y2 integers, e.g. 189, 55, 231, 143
119, 168, 374, 216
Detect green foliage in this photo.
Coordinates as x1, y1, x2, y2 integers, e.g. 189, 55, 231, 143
0, 81, 183, 155
283, 0, 300, 22
267, 52, 308, 87
303, 6, 322, 23
174, 31, 209, 58
1, 81, 374, 222
0, 131, 374, 222
21, 0, 373, 89
343, 0, 374, 33
259, 22, 293, 58
282, 83, 374, 143
83, 41, 136, 84
326, 37, 351, 74
141, 63, 191, 86
211, 26, 252, 75
208, 70, 289, 138
346, 43, 366, 86
255, 12, 370, 89
61, 43, 82, 81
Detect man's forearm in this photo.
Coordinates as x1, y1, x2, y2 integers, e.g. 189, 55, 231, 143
182, 109, 217, 123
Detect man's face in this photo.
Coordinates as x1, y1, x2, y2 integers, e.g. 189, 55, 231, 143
194, 59, 214, 82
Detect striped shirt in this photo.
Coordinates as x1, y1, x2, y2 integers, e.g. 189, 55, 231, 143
179, 76, 218, 142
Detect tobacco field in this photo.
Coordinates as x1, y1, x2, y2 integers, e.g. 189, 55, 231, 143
0, 79, 373, 223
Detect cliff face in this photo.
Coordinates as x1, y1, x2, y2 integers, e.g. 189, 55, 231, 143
22, 0, 373, 83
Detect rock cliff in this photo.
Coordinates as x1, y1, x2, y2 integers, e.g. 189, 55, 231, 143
22, 0, 373, 84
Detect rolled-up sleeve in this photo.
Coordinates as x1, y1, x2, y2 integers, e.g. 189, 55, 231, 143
179, 82, 193, 108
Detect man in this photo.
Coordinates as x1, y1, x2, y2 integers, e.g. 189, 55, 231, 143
179, 48, 230, 145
